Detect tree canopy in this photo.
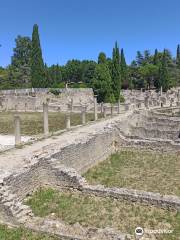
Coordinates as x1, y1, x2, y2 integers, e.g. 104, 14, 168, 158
0, 25, 180, 99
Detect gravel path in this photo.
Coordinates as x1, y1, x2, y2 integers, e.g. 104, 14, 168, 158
0, 135, 31, 152
0, 113, 131, 175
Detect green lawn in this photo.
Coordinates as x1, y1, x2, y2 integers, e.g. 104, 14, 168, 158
0, 224, 59, 240
0, 112, 98, 136
84, 149, 180, 196
26, 188, 180, 240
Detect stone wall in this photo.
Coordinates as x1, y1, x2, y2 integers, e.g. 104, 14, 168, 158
0, 88, 94, 111
122, 109, 180, 140
2, 125, 117, 200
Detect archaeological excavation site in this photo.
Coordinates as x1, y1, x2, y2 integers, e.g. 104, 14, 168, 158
0, 87, 179, 240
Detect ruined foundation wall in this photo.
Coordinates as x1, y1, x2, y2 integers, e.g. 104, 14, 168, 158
3, 125, 117, 200
125, 110, 180, 140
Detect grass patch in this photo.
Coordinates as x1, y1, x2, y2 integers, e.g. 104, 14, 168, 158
26, 188, 180, 239
0, 224, 59, 240
0, 112, 98, 135
84, 149, 180, 196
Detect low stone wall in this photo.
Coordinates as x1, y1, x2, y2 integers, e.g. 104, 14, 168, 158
43, 163, 180, 211
2, 127, 117, 200
124, 109, 180, 140
50, 131, 116, 173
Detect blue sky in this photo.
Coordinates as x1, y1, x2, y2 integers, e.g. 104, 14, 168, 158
0, 0, 179, 67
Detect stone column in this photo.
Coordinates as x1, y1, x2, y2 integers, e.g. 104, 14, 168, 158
111, 103, 114, 117
145, 97, 149, 109
94, 96, 98, 121
66, 113, 71, 129
103, 106, 107, 118
170, 98, 173, 107
5, 99, 8, 111
70, 98, 73, 112
101, 102, 104, 114
160, 86, 163, 96
14, 115, 21, 146
118, 100, 120, 114
43, 103, 49, 136
81, 106, 86, 125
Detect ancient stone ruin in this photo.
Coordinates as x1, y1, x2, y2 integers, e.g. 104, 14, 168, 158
0, 87, 180, 239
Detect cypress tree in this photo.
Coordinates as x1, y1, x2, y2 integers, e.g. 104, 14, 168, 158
31, 24, 45, 88
111, 41, 121, 101
120, 48, 128, 89
159, 49, 170, 91
153, 49, 159, 65
176, 44, 180, 68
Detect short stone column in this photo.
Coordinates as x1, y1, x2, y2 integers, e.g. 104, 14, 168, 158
118, 100, 120, 114
14, 115, 21, 146
170, 98, 173, 107
81, 106, 86, 125
94, 96, 98, 121
101, 102, 104, 114
66, 113, 71, 129
145, 97, 149, 109
70, 98, 73, 112
43, 103, 49, 136
160, 86, 163, 96
103, 106, 107, 118
111, 104, 114, 117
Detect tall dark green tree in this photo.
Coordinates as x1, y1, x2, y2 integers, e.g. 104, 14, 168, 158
120, 48, 129, 89
153, 49, 159, 65
93, 64, 113, 103
159, 49, 170, 91
31, 24, 46, 87
93, 52, 112, 102
9, 35, 32, 88
111, 42, 121, 100
176, 44, 180, 69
